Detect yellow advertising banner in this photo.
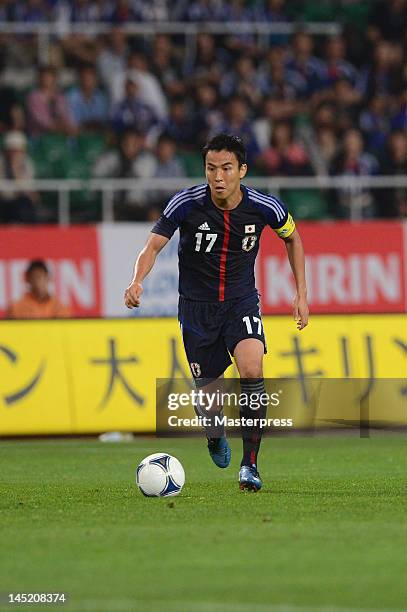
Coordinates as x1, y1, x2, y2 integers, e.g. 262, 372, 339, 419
0, 322, 72, 434
0, 315, 406, 435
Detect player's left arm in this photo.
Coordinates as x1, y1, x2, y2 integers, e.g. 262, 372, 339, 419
282, 228, 309, 330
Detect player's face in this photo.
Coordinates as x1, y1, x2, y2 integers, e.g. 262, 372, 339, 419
205, 150, 247, 203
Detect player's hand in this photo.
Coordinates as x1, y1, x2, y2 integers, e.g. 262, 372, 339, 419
293, 293, 309, 330
124, 281, 143, 309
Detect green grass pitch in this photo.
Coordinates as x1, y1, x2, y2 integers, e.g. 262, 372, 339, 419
1, 435, 407, 612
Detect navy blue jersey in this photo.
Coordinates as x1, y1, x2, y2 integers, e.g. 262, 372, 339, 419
151, 184, 295, 302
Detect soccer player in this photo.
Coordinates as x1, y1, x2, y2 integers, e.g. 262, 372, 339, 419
124, 134, 308, 491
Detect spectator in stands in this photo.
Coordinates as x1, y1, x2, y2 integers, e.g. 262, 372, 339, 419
92, 130, 156, 220
359, 40, 404, 101
330, 129, 379, 218
154, 133, 186, 179
97, 28, 128, 99
67, 65, 108, 131
93, 129, 156, 179
0, 87, 25, 133
56, 1, 100, 67
254, 0, 288, 21
0, 1, 14, 20
330, 77, 362, 132
252, 91, 299, 151
267, 61, 300, 106
109, 0, 134, 23
214, 96, 260, 164
380, 130, 407, 217
391, 87, 407, 131
306, 126, 339, 177
126, 52, 169, 120
27, 65, 76, 137
257, 120, 312, 176
1, 2, 405, 223
254, 50, 302, 150
0, 131, 39, 223
110, 51, 168, 119
217, 0, 253, 22
285, 32, 326, 99
359, 96, 391, 154
14, 0, 50, 22
368, 0, 407, 44
217, 0, 257, 56
133, 0, 173, 21
186, 0, 218, 22
193, 83, 223, 146
148, 133, 187, 219
220, 56, 269, 107
150, 35, 185, 99
185, 33, 227, 87
7, 259, 71, 319
111, 76, 159, 138
53, 0, 107, 23
161, 99, 196, 147
62, 35, 99, 68
323, 35, 360, 89
312, 102, 337, 132
254, 0, 290, 46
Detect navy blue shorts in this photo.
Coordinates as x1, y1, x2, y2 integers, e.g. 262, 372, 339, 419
178, 293, 266, 383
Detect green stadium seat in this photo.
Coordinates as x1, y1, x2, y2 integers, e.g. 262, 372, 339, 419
30, 134, 73, 179
28, 133, 105, 221
288, 1, 338, 22
178, 151, 204, 178
281, 188, 328, 220
30, 133, 107, 180
75, 134, 106, 166
341, 3, 371, 29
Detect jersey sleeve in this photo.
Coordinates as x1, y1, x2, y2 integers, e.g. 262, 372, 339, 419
151, 214, 178, 239
265, 196, 296, 239
151, 189, 193, 239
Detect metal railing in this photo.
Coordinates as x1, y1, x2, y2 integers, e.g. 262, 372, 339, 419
0, 21, 342, 35
1, 175, 406, 224
0, 21, 342, 64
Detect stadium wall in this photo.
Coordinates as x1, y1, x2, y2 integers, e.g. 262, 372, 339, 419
1, 221, 406, 318
0, 315, 406, 436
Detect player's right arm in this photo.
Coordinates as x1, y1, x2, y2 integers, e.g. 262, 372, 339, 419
124, 233, 169, 309
125, 184, 205, 308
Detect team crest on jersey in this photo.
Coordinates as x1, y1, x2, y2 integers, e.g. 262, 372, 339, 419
242, 235, 257, 252
190, 362, 201, 377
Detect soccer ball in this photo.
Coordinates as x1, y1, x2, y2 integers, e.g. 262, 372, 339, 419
136, 453, 185, 497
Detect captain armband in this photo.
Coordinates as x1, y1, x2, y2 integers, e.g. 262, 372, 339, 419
274, 213, 296, 239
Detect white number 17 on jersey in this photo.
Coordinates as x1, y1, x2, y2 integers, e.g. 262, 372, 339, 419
243, 316, 263, 335
195, 232, 217, 252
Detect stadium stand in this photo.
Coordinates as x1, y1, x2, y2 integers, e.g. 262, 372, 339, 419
0, 0, 405, 222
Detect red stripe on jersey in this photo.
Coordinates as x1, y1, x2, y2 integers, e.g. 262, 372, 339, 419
219, 210, 231, 302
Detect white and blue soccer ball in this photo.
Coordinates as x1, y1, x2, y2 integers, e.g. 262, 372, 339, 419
136, 453, 185, 497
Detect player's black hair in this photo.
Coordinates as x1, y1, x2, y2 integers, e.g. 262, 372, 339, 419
202, 134, 247, 167
25, 259, 49, 277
